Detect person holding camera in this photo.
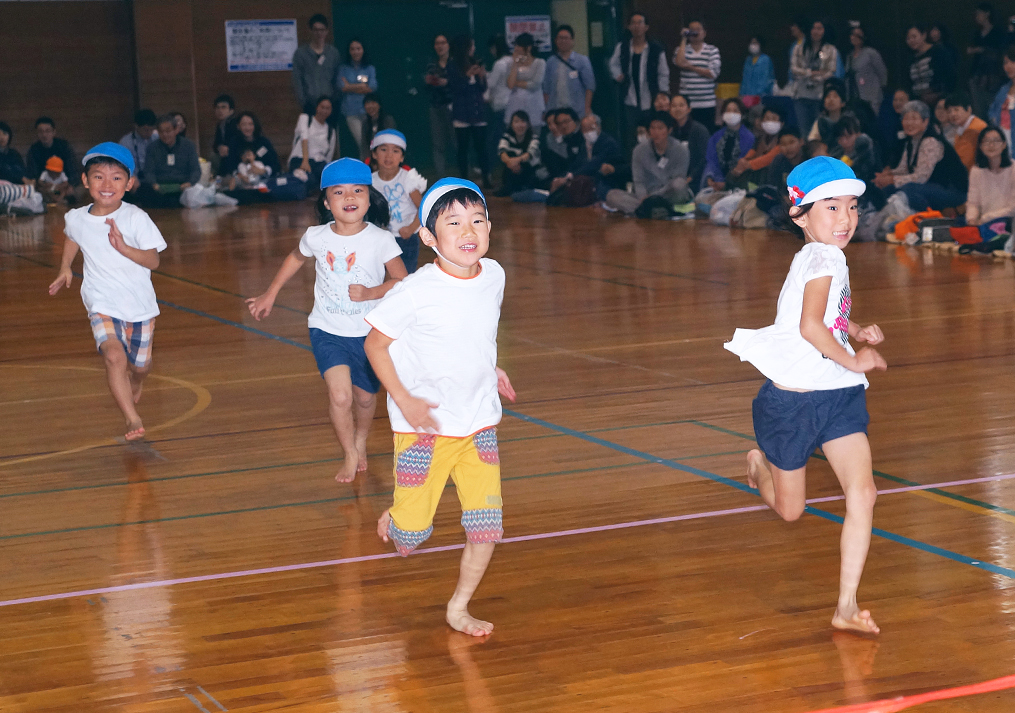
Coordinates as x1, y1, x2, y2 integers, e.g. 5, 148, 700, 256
447, 34, 491, 185
673, 20, 721, 129
609, 12, 669, 152
504, 33, 547, 129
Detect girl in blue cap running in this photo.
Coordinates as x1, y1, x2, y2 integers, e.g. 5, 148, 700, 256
725, 156, 886, 635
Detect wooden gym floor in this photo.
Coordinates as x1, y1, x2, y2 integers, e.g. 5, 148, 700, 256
2, 200, 1015, 712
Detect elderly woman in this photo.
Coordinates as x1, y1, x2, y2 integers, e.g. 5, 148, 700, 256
873, 100, 967, 211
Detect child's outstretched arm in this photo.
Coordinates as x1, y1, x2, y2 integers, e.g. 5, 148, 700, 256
348, 257, 408, 302
800, 277, 887, 373
107, 218, 159, 270
364, 328, 440, 432
48, 236, 80, 295
245, 248, 308, 320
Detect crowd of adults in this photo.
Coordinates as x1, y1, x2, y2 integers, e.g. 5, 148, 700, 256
3, 5, 1014, 236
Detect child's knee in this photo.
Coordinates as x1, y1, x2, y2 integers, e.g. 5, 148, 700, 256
99, 342, 127, 367
131, 362, 152, 378
388, 518, 433, 556
353, 391, 375, 410
327, 384, 354, 410
775, 497, 805, 522
847, 481, 878, 513
462, 508, 503, 544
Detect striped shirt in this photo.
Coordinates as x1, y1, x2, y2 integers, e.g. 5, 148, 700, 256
675, 43, 720, 109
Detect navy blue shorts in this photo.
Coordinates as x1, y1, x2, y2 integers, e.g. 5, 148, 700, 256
308, 328, 380, 394
752, 380, 869, 471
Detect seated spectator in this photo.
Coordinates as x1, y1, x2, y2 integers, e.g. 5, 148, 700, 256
171, 111, 188, 138
989, 46, 1015, 148
37, 156, 71, 204
945, 92, 987, 170
0, 121, 26, 185
139, 113, 201, 208
574, 113, 626, 200
905, 24, 956, 108
805, 139, 828, 158
966, 126, 1015, 238
872, 100, 968, 211
211, 94, 238, 174
808, 80, 846, 145
934, 97, 955, 143
360, 93, 396, 161
545, 111, 622, 205
220, 111, 281, 177
669, 93, 710, 189
605, 111, 690, 215
832, 113, 878, 182
119, 109, 159, 177
879, 89, 910, 169
498, 110, 542, 195
25, 117, 81, 200
730, 105, 784, 185
288, 96, 337, 187
636, 92, 673, 144
703, 98, 755, 191
740, 35, 775, 100
765, 127, 805, 187
233, 148, 272, 191
542, 108, 583, 183
338, 38, 378, 153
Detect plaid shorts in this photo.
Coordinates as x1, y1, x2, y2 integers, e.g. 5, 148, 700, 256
89, 313, 156, 369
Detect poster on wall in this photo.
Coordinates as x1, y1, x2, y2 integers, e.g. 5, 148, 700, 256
225, 20, 298, 72
505, 15, 552, 53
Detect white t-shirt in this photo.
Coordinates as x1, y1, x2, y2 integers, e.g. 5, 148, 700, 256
724, 242, 868, 391
288, 114, 337, 163
373, 168, 427, 236
64, 202, 168, 322
365, 259, 505, 437
298, 222, 402, 337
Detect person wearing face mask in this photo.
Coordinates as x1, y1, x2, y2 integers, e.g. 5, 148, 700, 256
574, 113, 627, 200
669, 93, 710, 189
703, 98, 755, 191
729, 106, 784, 186
740, 36, 775, 100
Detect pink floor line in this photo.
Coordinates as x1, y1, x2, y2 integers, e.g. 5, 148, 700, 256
2, 472, 1014, 609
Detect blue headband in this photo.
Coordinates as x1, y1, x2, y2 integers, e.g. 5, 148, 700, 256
320, 157, 372, 189
82, 141, 136, 177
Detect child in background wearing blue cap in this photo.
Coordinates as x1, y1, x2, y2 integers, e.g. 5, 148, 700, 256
364, 178, 515, 637
725, 157, 886, 635
48, 142, 168, 441
246, 158, 407, 483
370, 130, 427, 274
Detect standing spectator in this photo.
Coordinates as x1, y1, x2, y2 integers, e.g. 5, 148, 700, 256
485, 34, 513, 139
929, 24, 960, 72
844, 24, 888, 117
504, 33, 546, 130
669, 93, 710, 189
543, 25, 596, 119
786, 17, 808, 89
447, 34, 490, 186
220, 111, 281, 177
291, 14, 340, 115
965, 126, 1015, 233
425, 34, 455, 176
969, 4, 1006, 120
288, 96, 337, 187
338, 39, 378, 156
360, 94, 397, 161
945, 93, 988, 170
609, 13, 669, 149
210, 95, 238, 175
906, 24, 956, 108
0, 121, 25, 184
605, 111, 690, 215
991, 47, 1015, 148
139, 114, 201, 208
118, 109, 159, 177
740, 36, 775, 100
25, 117, 81, 193
791, 20, 838, 141
673, 20, 721, 128
703, 98, 755, 190
497, 110, 542, 195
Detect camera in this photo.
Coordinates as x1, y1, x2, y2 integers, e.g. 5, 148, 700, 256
682, 29, 698, 38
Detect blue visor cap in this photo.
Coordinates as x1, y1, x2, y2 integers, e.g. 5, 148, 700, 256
786, 156, 865, 207
320, 157, 373, 189
82, 142, 136, 177
418, 177, 487, 228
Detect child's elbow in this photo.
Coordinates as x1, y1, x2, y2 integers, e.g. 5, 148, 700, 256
150, 254, 160, 269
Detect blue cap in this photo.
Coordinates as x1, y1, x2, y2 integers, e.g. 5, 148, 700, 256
369, 129, 407, 150
418, 177, 487, 227
82, 142, 136, 177
786, 156, 865, 207
320, 157, 372, 189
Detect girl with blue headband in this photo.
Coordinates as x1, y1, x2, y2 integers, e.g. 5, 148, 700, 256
725, 156, 886, 635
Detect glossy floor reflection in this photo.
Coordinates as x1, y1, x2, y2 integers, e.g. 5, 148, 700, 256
2, 201, 1015, 711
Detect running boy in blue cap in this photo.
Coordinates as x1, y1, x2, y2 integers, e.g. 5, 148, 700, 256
49, 142, 167, 441
247, 158, 407, 482
364, 177, 516, 636
725, 156, 886, 635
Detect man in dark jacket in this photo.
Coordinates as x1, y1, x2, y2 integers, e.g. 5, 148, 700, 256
574, 114, 627, 199
25, 117, 81, 188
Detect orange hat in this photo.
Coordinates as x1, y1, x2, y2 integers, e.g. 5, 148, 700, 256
45, 156, 64, 173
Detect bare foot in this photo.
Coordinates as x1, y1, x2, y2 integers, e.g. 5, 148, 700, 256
377, 509, 391, 542
747, 449, 765, 489
124, 421, 146, 442
131, 378, 144, 405
447, 603, 494, 637
334, 451, 359, 483
355, 435, 369, 472
832, 606, 880, 635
